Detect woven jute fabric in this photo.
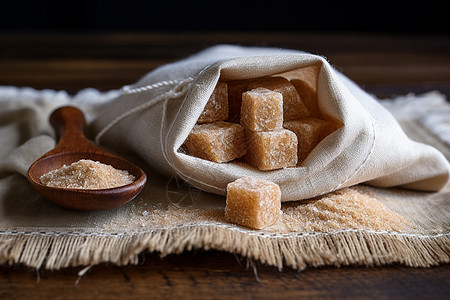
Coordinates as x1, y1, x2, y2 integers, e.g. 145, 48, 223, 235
0, 46, 449, 270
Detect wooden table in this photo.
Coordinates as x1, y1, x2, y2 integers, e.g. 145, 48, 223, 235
1, 32, 449, 299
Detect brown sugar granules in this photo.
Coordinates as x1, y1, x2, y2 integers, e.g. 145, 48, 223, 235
281, 188, 413, 233
39, 159, 135, 189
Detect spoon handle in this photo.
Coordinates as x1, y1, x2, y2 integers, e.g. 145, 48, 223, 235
50, 106, 85, 141
48, 106, 100, 154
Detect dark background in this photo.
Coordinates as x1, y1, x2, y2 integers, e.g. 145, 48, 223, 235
1, 0, 449, 96
0, 0, 448, 34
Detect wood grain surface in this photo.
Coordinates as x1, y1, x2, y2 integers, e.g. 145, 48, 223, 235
1, 32, 449, 98
1, 250, 449, 300
1, 32, 449, 299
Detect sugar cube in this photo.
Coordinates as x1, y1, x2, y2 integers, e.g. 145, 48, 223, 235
283, 118, 333, 163
186, 121, 247, 163
197, 82, 229, 124
226, 80, 249, 123
248, 76, 309, 121
290, 79, 320, 117
240, 88, 283, 132
245, 129, 298, 170
225, 177, 281, 229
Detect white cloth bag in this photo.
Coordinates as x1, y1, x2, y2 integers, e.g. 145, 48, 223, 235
90, 45, 450, 201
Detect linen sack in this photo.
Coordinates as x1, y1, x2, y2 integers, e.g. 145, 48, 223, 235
90, 45, 450, 201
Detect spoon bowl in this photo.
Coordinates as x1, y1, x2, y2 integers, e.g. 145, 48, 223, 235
27, 106, 147, 210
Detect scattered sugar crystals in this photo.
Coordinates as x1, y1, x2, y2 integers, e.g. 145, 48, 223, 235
100, 184, 413, 234
39, 159, 135, 189
101, 199, 224, 231
280, 187, 414, 233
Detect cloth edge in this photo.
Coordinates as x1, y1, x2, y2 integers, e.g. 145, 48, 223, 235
1, 226, 448, 271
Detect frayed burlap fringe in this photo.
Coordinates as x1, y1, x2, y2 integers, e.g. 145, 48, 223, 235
1, 226, 449, 270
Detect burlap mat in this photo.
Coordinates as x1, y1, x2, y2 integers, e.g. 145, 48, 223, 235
0, 87, 448, 270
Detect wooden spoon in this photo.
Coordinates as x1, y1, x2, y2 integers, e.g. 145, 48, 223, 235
27, 106, 147, 210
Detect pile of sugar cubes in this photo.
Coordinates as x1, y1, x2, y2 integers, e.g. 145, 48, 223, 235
185, 76, 335, 229
185, 76, 335, 169
184, 75, 337, 229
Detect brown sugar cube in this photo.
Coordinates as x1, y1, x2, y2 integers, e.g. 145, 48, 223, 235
290, 79, 320, 117
283, 118, 334, 163
186, 121, 247, 163
226, 80, 250, 123
197, 82, 229, 124
245, 129, 298, 170
240, 88, 283, 132
247, 76, 309, 121
225, 177, 281, 229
